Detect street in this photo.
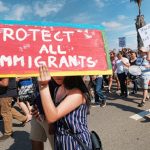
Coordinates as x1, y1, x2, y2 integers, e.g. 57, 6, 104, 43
0, 87, 150, 150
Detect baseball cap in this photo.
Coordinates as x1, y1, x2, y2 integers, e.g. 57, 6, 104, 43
139, 47, 149, 52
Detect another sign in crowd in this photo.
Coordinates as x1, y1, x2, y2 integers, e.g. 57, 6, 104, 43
0, 21, 150, 150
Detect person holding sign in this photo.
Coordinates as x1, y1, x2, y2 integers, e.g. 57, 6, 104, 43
136, 47, 150, 107
37, 65, 92, 149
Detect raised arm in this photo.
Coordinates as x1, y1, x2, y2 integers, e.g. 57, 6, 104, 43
38, 65, 84, 124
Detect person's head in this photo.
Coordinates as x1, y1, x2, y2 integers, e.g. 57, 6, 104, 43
130, 51, 137, 59
117, 51, 123, 59
52, 76, 65, 85
53, 76, 91, 104
63, 76, 88, 92
53, 76, 88, 90
122, 48, 127, 52
109, 51, 115, 58
138, 47, 148, 57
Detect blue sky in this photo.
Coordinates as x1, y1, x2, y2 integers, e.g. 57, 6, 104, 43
0, 0, 149, 51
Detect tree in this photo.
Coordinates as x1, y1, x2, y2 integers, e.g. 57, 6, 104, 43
130, 0, 142, 15
130, 0, 145, 49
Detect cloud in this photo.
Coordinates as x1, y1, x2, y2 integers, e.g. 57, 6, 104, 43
102, 20, 134, 31
121, 0, 129, 4
119, 25, 134, 30
124, 30, 137, 37
71, 13, 92, 24
94, 0, 112, 8
0, 1, 9, 12
102, 21, 122, 29
117, 15, 128, 20
94, 0, 105, 8
5, 5, 31, 20
34, 0, 65, 17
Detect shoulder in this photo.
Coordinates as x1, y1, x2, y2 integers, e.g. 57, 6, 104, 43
67, 88, 83, 100
123, 57, 129, 61
68, 88, 82, 95
116, 59, 120, 63
67, 88, 86, 104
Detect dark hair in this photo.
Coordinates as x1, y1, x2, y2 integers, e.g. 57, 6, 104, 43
130, 51, 137, 56
110, 51, 115, 56
63, 76, 91, 108
117, 51, 123, 56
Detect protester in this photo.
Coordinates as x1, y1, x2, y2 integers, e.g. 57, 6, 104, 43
16, 77, 34, 121
0, 78, 27, 141
108, 51, 120, 93
116, 51, 130, 97
90, 75, 106, 107
136, 47, 150, 107
30, 78, 59, 150
129, 51, 138, 94
83, 76, 95, 102
38, 65, 92, 149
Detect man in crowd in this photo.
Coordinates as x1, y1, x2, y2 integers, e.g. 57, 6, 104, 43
90, 75, 106, 107
0, 78, 27, 141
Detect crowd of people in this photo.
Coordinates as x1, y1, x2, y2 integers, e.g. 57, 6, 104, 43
84, 47, 150, 108
0, 46, 150, 149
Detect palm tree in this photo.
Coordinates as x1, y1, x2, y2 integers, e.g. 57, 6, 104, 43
130, 0, 142, 15
130, 0, 145, 49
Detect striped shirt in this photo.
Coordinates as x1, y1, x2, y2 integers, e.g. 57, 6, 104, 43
54, 102, 92, 150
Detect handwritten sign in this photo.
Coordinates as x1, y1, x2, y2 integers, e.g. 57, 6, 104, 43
119, 37, 126, 47
138, 23, 150, 48
0, 20, 111, 77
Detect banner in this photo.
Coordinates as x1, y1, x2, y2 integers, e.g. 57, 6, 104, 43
138, 23, 150, 48
119, 37, 126, 47
0, 20, 111, 77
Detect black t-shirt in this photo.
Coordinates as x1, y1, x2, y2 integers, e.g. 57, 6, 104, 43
35, 78, 59, 114
0, 78, 17, 98
129, 59, 137, 66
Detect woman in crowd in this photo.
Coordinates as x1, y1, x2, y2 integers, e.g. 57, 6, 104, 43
37, 65, 92, 149
108, 51, 120, 93
116, 51, 130, 97
129, 51, 138, 94
136, 47, 150, 107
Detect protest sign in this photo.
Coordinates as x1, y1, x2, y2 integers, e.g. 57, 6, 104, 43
138, 23, 150, 48
119, 37, 126, 47
0, 20, 111, 77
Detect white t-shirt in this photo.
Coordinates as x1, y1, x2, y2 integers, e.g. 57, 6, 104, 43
136, 56, 150, 77
116, 57, 129, 74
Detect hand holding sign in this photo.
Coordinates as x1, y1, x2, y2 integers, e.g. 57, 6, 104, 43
138, 23, 150, 50
38, 65, 51, 89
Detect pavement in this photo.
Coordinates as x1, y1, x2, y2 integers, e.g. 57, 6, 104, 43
0, 85, 150, 150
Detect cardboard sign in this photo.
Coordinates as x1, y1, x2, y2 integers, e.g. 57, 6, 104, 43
138, 23, 150, 48
0, 20, 111, 77
119, 37, 126, 47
